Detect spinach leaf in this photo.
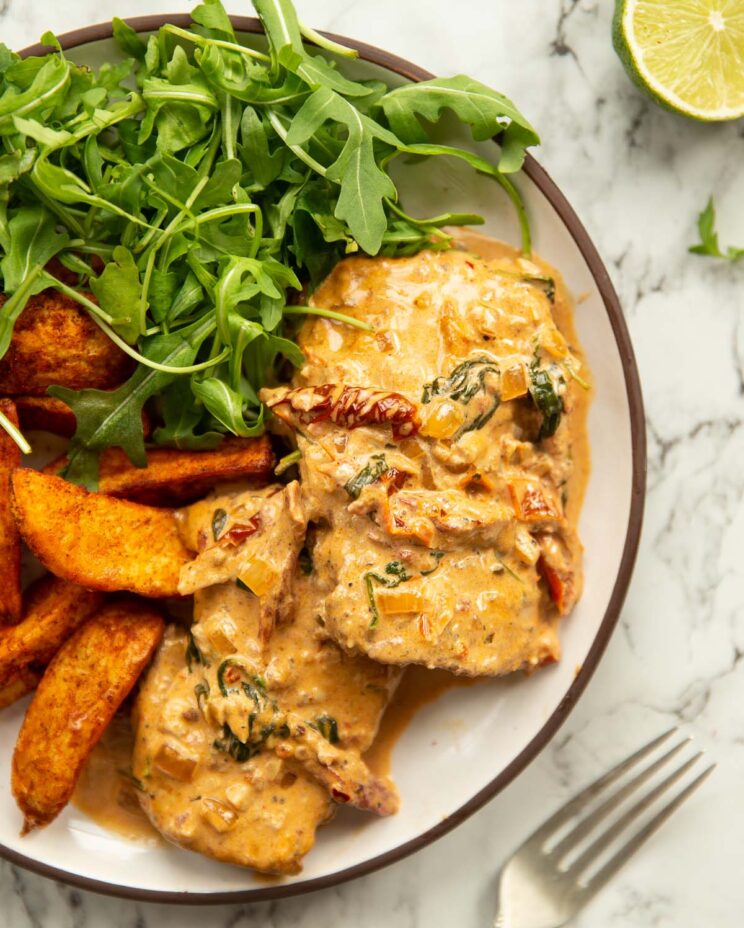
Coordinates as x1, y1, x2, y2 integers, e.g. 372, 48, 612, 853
422, 357, 499, 405
213, 723, 258, 762
528, 357, 563, 440
344, 453, 388, 500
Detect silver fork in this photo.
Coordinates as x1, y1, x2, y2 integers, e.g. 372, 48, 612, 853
494, 728, 715, 928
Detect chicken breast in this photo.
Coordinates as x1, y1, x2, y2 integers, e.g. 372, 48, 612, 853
133, 486, 399, 875
262, 241, 588, 676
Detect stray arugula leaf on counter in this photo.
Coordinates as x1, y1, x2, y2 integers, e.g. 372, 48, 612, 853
0, 0, 539, 481
690, 197, 744, 262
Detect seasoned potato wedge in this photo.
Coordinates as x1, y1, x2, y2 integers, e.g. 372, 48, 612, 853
12, 598, 164, 831
11, 470, 192, 597
13, 396, 79, 438
0, 576, 104, 699
44, 436, 275, 506
0, 290, 133, 395
0, 666, 42, 710
0, 400, 21, 623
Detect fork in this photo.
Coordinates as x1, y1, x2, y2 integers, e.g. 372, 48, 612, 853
494, 728, 714, 928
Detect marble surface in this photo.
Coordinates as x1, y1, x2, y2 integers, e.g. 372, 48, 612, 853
2, 0, 744, 925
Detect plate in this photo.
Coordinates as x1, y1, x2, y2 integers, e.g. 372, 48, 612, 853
0, 16, 646, 902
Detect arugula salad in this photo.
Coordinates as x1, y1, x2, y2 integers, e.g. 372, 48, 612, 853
0, 0, 538, 486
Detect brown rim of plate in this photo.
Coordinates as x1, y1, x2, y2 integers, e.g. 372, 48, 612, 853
7, 15, 647, 905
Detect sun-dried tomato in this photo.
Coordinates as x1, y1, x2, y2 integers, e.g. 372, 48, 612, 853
219, 515, 261, 547
266, 384, 420, 440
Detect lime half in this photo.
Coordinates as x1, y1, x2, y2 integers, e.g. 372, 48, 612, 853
613, 0, 744, 121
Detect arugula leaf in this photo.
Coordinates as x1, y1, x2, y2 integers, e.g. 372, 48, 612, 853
192, 377, 265, 437
89, 245, 142, 343
50, 317, 216, 487
0, 206, 69, 358
191, 0, 237, 40
286, 86, 398, 252
0, 0, 538, 478
381, 75, 539, 172
689, 197, 744, 262
0, 205, 68, 292
252, 0, 305, 70
0, 55, 70, 126
112, 18, 148, 61
153, 378, 223, 449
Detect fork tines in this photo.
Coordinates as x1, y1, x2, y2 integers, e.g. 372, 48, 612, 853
528, 727, 715, 898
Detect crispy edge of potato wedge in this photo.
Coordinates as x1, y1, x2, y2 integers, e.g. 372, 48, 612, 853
10, 469, 193, 597
0, 666, 42, 710
0, 400, 21, 624
44, 436, 275, 506
17, 396, 152, 440
13, 396, 78, 438
12, 597, 165, 832
0, 576, 105, 694
0, 290, 134, 395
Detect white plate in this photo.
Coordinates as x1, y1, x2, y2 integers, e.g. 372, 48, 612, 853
0, 17, 645, 902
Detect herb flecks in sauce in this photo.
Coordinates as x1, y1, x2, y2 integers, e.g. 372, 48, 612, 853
194, 680, 210, 713
309, 714, 339, 744
185, 631, 208, 672
364, 561, 413, 628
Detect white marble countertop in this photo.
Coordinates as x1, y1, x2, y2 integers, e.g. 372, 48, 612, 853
2, 1, 743, 925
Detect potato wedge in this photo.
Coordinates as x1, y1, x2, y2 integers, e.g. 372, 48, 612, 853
13, 396, 78, 437
0, 576, 104, 698
11, 470, 192, 597
0, 290, 133, 395
44, 436, 275, 506
0, 666, 43, 710
12, 598, 164, 832
0, 400, 21, 623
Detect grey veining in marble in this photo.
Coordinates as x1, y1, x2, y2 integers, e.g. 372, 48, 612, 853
1, 1, 743, 925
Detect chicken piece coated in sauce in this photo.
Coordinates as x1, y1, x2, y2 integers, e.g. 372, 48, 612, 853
134, 487, 399, 875
261, 241, 587, 676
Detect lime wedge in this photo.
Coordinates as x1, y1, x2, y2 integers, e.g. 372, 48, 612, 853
613, 0, 744, 121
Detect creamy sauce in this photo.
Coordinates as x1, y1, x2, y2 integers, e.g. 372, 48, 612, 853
72, 712, 161, 845
365, 667, 478, 776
